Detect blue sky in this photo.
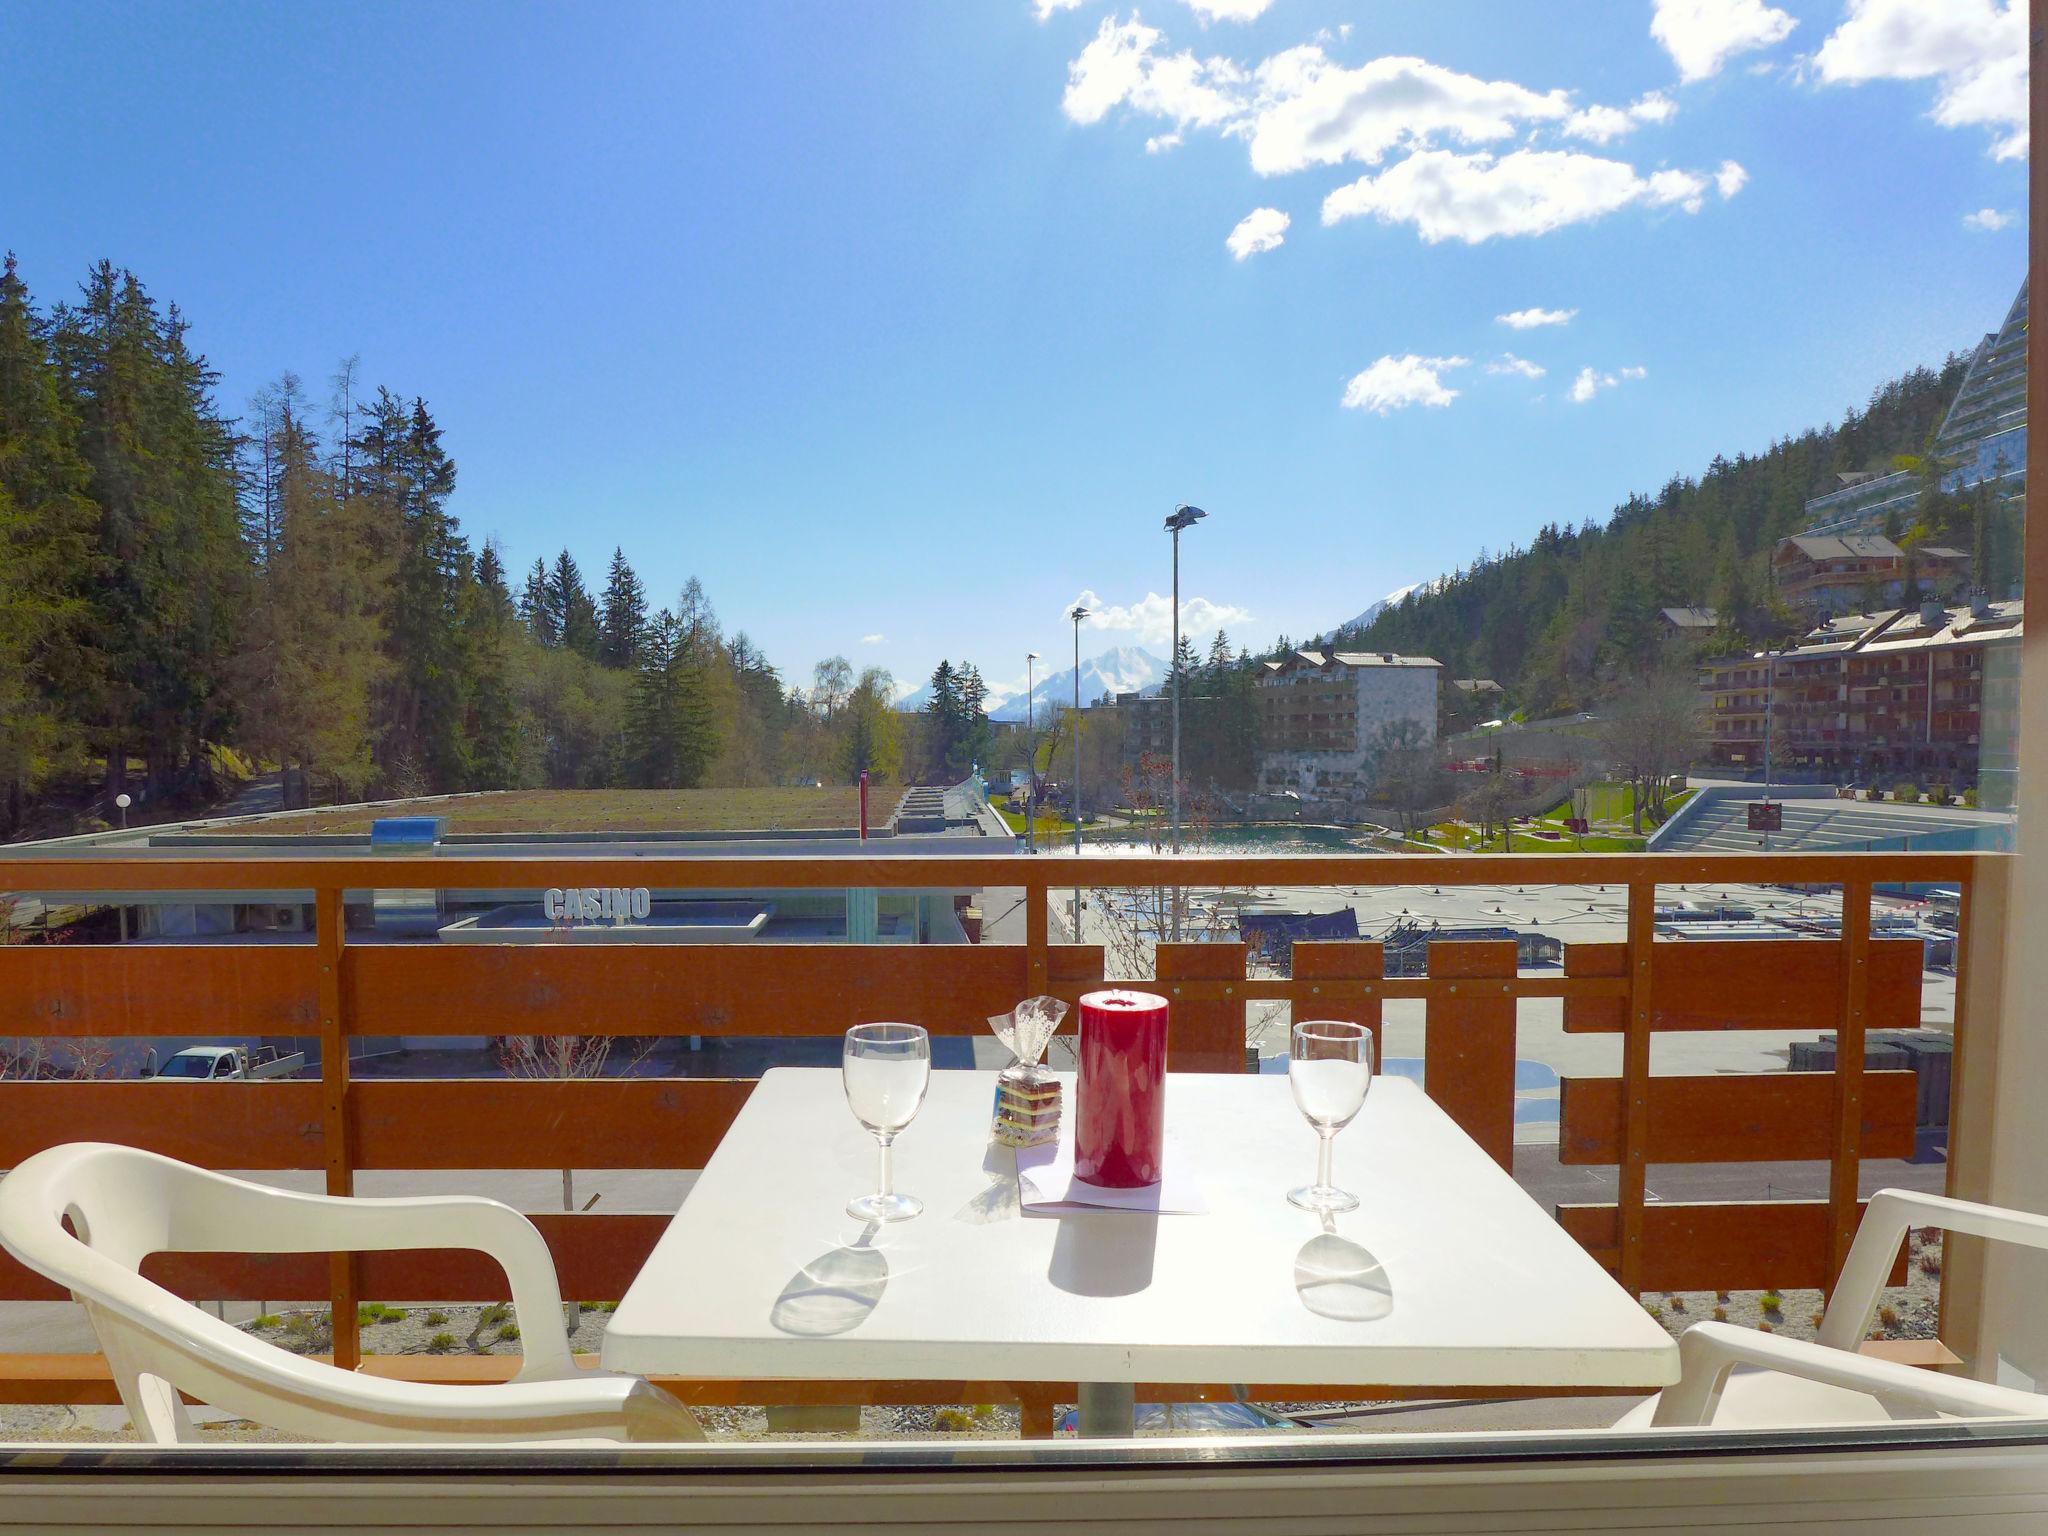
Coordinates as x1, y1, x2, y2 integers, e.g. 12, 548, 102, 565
0, 0, 2026, 700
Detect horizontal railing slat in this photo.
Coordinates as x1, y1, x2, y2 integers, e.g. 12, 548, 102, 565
0, 1082, 324, 1168
352, 1079, 754, 1169
1558, 1072, 1920, 1164
1563, 938, 1924, 1032
0, 946, 321, 1037
0, 1212, 667, 1302
0, 849, 1990, 893
345, 944, 1104, 1037
1556, 1199, 1907, 1292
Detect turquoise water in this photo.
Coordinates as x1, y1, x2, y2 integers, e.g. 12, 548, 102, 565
1083, 823, 1384, 857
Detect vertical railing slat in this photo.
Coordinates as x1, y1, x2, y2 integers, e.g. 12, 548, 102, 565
315, 887, 360, 1371
1619, 879, 1655, 1296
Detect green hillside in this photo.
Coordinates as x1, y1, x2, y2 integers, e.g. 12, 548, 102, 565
1320, 356, 2013, 719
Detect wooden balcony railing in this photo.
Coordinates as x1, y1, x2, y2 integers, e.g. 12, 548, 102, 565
0, 848, 1996, 1421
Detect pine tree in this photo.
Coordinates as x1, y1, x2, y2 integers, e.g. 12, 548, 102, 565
924, 659, 960, 774
550, 550, 600, 661
0, 253, 100, 824
519, 557, 557, 645
49, 262, 247, 799
598, 546, 647, 669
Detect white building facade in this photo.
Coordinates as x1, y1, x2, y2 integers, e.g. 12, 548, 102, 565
1254, 649, 1441, 799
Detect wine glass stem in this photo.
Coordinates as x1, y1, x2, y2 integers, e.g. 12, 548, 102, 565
877, 1134, 894, 1199
1317, 1130, 1334, 1192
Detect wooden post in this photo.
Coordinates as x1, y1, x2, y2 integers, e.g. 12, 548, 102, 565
1024, 875, 1048, 998
1827, 877, 1872, 1292
1292, 941, 1386, 1068
1619, 879, 1655, 1297
1155, 942, 1250, 1072
316, 887, 360, 1371
1423, 940, 1517, 1169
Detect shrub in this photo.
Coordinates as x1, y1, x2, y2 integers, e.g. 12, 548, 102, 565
356, 1303, 384, 1324
1877, 1305, 1901, 1331
598, 1300, 620, 1313
931, 1408, 973, 1432
479, 1303, 510, 1327
1963, 788, 1980, 809
1643, 1300, 1663, 1318
423, 1311, 449, 1327
427, 1332, 458, 1352
1760, 1291, 1784, 1313
376, 1308, 407, 1324
1712, 1306, 1728, 1322
496, 1322, 520, 1342
1669, 1295, 1687, 1313
1758, 1321, 1775, 1333
1810, 1312, 1825, 1328
252, 1314, 282, 1330
1716, 1291, 1731, 1304
1892, 782, 1919, 803
1918, 1253, 1943, 1278
284, 1313, 316, 1337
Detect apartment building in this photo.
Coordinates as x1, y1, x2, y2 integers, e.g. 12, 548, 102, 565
1700, 597, 2023, 786
1770, 535, 1971, 615
1254, 649, 1441, 797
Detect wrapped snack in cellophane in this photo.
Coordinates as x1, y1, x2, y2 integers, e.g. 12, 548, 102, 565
988, 995, 1068, 1148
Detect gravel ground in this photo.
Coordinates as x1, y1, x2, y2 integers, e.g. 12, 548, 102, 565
1639, 1227, 1944, 1345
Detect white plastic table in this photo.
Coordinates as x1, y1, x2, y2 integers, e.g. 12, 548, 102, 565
603, 1068, 1677, 1435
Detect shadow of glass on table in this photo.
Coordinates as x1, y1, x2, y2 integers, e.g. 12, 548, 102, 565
770, 1225, 890, 1337
1294, 1217, 1394, 1323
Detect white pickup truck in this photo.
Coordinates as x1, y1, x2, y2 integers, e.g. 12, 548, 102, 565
142, 1045, 306, 1081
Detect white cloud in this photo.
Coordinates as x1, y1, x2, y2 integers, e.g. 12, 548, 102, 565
1063, 20, 1742, 245
1340, 354, 1470, 414
1323, 148, 1715, 244
1651, 0, 1797, 82
1034, 0, 1086, 16
1564, 92, 1679, 144
1815, 0, 2027, 161
1070, 588, 1255, 648
1497, 306, 1577, 329
1714, 158, 1749, 197
1061, 14, 1245, 130
1243, 49, 1574, 175
1569, 364, 1646, 403
1225, 206, 1290, 259
1183, 0, 1275, 19
1486, 353, 1546, 379
860, 633, 885, 645
1963, 207, 2016, 231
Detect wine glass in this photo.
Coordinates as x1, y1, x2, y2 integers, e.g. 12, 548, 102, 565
842, 1023, 931, 1222
1287, 1020, 1373, 1213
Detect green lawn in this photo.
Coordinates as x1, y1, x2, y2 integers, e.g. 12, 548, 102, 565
995, 807, 1076, 838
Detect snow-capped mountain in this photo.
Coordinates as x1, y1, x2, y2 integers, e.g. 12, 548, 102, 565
1316, 580, 1430, 645
894, 646, 1168, 719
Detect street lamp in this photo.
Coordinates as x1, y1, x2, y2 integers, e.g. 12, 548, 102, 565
1070, 604, 1090, 939
1025, 652, 1040, 854
1163, 504, 1207, 857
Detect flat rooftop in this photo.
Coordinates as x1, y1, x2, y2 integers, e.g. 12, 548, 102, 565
178, 787, 909, 838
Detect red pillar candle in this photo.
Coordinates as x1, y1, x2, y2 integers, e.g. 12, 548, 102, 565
1074, 988, 1169, 1187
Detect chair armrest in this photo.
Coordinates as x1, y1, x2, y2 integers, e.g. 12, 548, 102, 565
166, 1173, 576, 1380
1651, 1321, 2047, 1428
1817, 1189, 2048, 1353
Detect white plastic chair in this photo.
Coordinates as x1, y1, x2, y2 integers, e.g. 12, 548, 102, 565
0, 1142, 703, 1444
1620, 1188, 2048, 1429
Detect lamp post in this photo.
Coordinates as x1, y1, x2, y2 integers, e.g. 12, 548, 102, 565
114, 793, 131, 943
1070, 604, 1090, 939
1163, 505, 1207, 855
1025, 652, 1040, 854
1163, 504, 1207, 946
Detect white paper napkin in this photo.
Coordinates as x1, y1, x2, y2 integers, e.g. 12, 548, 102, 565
1015, 1134, 1207, 1215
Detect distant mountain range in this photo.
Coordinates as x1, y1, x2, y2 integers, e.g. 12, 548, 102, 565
1316, 580, 1430, 645
893, 645, 1168, 720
